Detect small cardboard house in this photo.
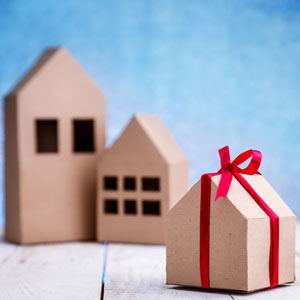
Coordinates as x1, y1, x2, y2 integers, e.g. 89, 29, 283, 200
5, 47, 106, 244
96, 114, 189, 244
166, 174, 296, 292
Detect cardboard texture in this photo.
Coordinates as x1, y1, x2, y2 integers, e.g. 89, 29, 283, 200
5, 47, 106, 244
96, 114, 189, 244
166, 174, 296, 292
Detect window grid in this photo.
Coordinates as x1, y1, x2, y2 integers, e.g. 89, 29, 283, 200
102, 175, 162, 216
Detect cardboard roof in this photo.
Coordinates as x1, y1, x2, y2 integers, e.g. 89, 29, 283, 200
168, 174, 295, 219
104, 114, 188, 165
6, 47, 104, 98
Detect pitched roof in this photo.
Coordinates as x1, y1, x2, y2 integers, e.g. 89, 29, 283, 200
131, 113, 188, 165
7, 47, 62, 96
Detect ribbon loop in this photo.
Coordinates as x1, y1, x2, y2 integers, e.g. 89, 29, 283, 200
232, 149, 262, 175
216, 146, 262, 201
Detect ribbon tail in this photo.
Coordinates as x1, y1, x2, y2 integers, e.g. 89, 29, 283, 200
215, 170, 233, 201
200, 174, 212, 288
234, 173, 279, 288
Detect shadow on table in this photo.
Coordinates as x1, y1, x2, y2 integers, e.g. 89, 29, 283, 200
168, 283, 292, 296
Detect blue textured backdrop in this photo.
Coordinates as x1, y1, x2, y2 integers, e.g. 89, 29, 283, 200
1, 0, 300, 225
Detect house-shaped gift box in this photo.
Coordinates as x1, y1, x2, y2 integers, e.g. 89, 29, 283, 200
166, 147, 296, 292
96, 114, 189, 244
5, 47, 106, 244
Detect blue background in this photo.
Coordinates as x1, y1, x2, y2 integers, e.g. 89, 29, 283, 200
1, 0, 300, 225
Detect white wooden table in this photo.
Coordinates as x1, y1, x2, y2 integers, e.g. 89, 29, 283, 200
0, 225, 299, 300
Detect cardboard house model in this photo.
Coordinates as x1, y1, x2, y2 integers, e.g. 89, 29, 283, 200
166, 174, 296, 292
5, 47, 106, 244
96, 114, 189, 244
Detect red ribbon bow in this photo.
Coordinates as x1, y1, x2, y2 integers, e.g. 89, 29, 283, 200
215, 146, 262, 200
200, 146, 279, 290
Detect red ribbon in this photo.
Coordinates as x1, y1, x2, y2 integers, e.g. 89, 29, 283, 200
200, 146, 279, 289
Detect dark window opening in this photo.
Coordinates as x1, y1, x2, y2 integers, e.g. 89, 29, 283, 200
142, 200, 160, 215
124, 177, 136, 191
124, 199, 137, 215
142, 177, 160, 191
73, 120, 94, 152
104, 199, 118, 214
104, 176, 118, 190
36, 119, 58, 153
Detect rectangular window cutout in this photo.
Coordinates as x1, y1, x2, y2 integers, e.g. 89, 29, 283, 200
104, 199, 118, 214
36, 119, 58, 153
104, 176, 118, 190
142, 177, 160, 191
124, 199, 137, 215
142, 200, 160, 215
124, 177, 136, 191
73, 120, 95, 152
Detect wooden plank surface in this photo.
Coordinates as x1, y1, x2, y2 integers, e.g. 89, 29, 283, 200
0, 224, 299, 299
0, 228, 104, 300
104, 223, 300, 300
103, 243, 232, 299
232, 258, 300, 300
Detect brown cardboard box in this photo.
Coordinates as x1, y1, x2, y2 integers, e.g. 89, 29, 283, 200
5, 47, 106, 244
166, 172, 296, 292
96, 114, 189, 244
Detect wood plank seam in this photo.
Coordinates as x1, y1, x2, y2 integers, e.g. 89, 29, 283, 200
101, 242, 108, 300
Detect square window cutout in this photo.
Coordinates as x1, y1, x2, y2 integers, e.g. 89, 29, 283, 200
73, 120, 94, 152
36, 119, 58, 153
142, 177, 160, 191
104, 199, 118, 214
124, 177, 136, 191
104, 176, 118, 190
142, 200, 160, 215
124, 199, 137, 215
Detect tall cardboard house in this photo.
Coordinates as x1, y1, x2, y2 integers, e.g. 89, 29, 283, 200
5, 47, 106, 244
166, 174, 296, 292
96, 114, 189, 244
